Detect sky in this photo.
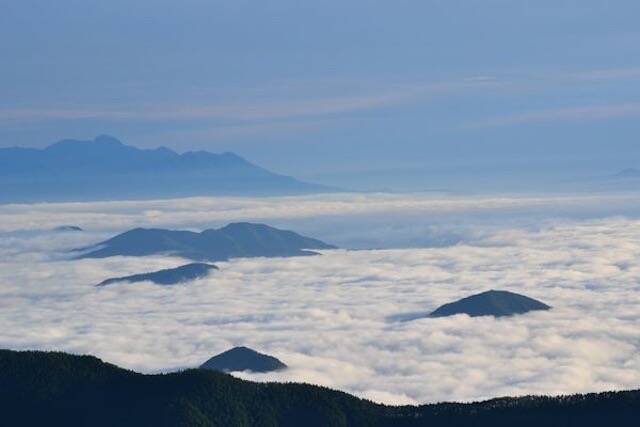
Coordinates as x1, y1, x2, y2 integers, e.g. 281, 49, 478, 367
2, 0, 640, 189
1, 193, 639, 404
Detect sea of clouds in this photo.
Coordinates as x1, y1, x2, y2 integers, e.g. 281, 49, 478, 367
1, 192, 639, 405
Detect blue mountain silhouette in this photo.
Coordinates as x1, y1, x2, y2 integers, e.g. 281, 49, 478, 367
0, 135, 333, 202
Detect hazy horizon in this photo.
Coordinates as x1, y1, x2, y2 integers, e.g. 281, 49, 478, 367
2, 133, 638, 193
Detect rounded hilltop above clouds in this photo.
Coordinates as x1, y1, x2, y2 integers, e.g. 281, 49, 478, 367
199, 346, 287, 373
76, 222, 336, 262
429, 290, 551, 318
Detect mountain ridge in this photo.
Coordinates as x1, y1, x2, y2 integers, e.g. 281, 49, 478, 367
1, 349, 638, 426
613, 168, 640, 179
96, 263, 218, 286
78, 222, 336, 261
0, 135, 335, 203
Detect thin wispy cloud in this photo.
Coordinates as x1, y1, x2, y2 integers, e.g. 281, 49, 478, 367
0, 78, 500, 124
569, 67, 640, 82
475, 102, 640, 127
2, 66, 639, 130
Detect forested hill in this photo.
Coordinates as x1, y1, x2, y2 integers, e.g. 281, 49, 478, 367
0, 349, 638, 427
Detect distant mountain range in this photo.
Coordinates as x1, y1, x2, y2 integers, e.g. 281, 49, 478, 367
53, 225, 83, 232
613, 168, 640, 179
78, 222, 336, 261
0, 135, 334, 203
200, 346, 287, 373
96, 263, 217, 286
1, 349, 638, 426
429, 290, 551, 318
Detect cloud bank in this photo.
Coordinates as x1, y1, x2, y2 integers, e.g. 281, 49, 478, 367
0, 203, 639, 405
3, 192, 640, 249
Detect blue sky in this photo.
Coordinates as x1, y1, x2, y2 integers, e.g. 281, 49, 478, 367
2, 0, 640, 188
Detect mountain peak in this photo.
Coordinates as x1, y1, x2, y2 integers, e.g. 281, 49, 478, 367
93, 134, 124, 145
199, 346, 287, 373
429, 289, 551, 318
45, 135, 128, 154
219, 222, 269, 231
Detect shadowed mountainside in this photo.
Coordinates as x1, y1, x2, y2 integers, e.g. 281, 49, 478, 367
0, 349, 638, 427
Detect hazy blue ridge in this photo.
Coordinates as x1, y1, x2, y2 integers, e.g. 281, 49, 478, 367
0, 135, 337, 203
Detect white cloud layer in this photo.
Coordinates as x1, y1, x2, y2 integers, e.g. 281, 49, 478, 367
1, 195, 639, 405
3, 192, 640, 249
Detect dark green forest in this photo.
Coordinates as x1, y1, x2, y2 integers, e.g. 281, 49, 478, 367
0, 349, 638, 426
